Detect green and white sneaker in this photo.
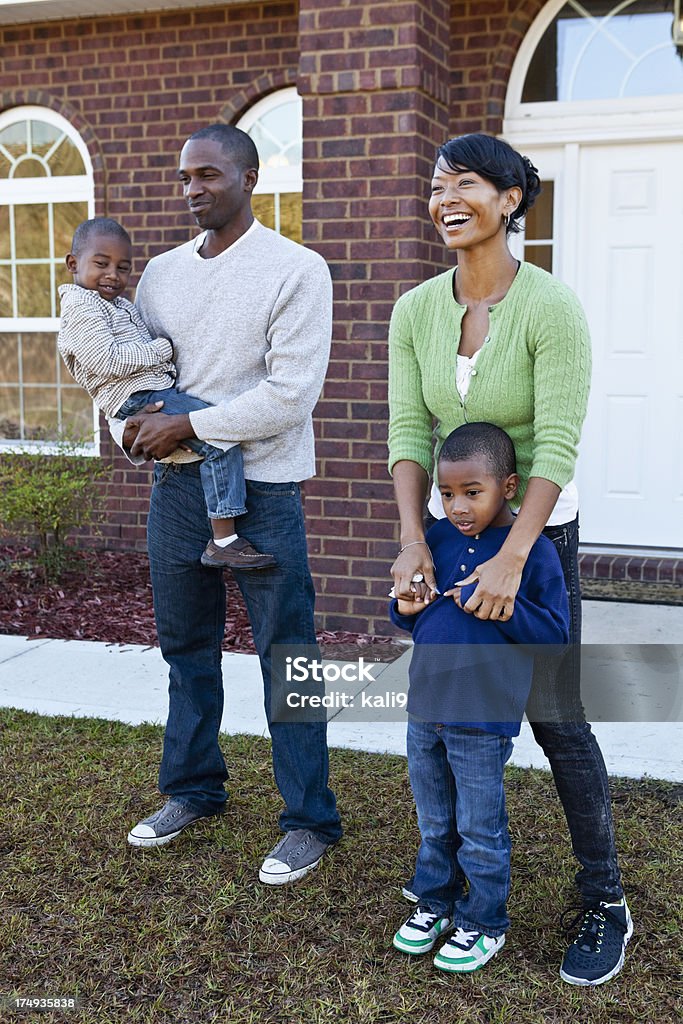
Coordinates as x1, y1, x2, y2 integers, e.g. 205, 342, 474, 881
392, 906, 452, 955
433, 927, 505, 973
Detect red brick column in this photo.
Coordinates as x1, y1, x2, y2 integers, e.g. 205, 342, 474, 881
298, 0, 451, 634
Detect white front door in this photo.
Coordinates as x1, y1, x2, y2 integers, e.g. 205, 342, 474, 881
517, 140, 683, 549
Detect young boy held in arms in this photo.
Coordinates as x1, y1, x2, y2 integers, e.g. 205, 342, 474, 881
58, 217, 275, 570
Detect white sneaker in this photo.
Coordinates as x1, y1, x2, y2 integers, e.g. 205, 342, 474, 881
392, 906, 452, 955
434, 927, 505, 973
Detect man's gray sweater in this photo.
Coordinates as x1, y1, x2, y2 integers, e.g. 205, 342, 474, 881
109, 221, 332, 482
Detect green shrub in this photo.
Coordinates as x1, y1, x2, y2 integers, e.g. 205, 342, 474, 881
0, 441, 111, 580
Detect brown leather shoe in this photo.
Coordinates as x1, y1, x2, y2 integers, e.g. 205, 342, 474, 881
201, 536, 277, 570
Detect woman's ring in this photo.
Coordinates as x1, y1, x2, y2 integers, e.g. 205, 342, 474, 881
411, 572, 425, 583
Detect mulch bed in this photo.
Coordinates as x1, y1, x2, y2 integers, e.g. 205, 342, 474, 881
0, 545, 403, 659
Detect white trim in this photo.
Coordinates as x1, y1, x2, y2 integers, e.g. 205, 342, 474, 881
0, 106, 98, 454
505, 0, 683, 134
0, 106, 94, 180
237, 87, 303, 195
0, 0, 254, 26
505, 0, 566, 115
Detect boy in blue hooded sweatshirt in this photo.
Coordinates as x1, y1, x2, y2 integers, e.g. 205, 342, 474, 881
390, 422, 569, 973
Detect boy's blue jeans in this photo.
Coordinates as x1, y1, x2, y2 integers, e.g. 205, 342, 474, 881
117, 387, 247, 519
407, 719, 513, 936
146, 461, 341, 843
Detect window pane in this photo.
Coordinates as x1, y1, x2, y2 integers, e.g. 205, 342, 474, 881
54, 263, 71, 308
524, 244, 553, 273
14, 204, 50, 259
0, 266, 12, 317
23, 385, 58, 440
0, 206, 9, 259
525, 182, 554, 241
279, 192, 303, 245
522, 1, 683, 102
14, 158, 47, 179
48, 136, 86, 177
21, 332, 57, 385
53, 201, 89, 258
62, 388, 94, 440
0, 334, 19, 382
0, 150, 11, 179
0, 122, 28, 160
252, 194, 276, 232
0, 386, 21, 438
16, 264, 52, 317
30, 120, 62, 157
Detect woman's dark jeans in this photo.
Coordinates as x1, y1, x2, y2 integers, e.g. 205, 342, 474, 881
530, 516, 623, 904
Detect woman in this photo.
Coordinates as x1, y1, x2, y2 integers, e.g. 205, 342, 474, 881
388, 133, 631, 987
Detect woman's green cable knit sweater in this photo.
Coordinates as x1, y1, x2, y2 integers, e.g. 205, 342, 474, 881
388, 261, 592, 507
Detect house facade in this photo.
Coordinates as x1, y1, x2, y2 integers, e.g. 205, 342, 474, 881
1, 0, 682, 632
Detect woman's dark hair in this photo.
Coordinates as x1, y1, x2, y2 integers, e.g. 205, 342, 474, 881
435, 133, 541, 235
438, 422, 517, 480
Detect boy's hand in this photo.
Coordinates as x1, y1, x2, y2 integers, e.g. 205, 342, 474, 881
395, 595, 428, 616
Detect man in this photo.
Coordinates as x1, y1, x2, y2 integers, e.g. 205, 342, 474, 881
110, 123, 341, 883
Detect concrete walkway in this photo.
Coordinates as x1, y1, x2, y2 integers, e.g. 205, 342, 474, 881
1, 600, 681, 781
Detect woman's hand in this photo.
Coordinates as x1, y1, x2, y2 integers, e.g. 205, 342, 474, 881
445, 549, 525, 621
391, 541, 439, 605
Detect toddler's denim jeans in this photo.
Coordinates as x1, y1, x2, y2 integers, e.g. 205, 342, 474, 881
118, 387, 247, 519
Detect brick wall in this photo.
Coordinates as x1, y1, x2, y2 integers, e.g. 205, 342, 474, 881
0, 1, 300, 550
0, 1, 551, 630
298, 0, 453, 632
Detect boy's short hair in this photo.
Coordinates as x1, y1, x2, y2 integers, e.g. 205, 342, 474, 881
438, 422, 517, 480
71, 217, 131, 256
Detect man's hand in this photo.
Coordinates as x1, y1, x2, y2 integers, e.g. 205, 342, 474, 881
122, 401, 164, 452
128, 409, 195, 462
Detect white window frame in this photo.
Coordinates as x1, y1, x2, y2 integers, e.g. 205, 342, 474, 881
237, 87, 302, 235
0, 106, 97, 455
505, 0, 683, 144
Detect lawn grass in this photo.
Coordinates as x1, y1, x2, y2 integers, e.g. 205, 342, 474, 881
1, 708, 681, 1024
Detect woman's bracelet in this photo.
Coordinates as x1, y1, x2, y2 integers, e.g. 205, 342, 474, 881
399, 539, 430, 554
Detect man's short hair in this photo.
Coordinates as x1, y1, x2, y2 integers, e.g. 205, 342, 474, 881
187, 123, 259, 172
438, 422, 517, 480
71, 217, 131, 256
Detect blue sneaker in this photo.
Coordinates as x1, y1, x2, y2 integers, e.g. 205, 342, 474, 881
393, 906, 452, 955
560, 899, 633, 986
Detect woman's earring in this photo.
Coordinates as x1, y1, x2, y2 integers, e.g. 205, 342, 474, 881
504, 212, 510, 229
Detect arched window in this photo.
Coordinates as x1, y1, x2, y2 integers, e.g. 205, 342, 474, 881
514, 0, 683, 107
0, 107, 95, 449
237, 88, 303, 244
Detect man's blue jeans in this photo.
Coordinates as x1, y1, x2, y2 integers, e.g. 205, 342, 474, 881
407, 719, 513, 936
530, 516, 623, 904
147, 461, 341, 844
118, 388, 247, 518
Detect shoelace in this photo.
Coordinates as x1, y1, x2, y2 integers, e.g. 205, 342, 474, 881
409, 908, 440, 931
450, 928, 479, 949
560, 905, 627, 953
